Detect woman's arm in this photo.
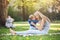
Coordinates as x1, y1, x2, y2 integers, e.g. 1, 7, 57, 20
36, 19, 45, 30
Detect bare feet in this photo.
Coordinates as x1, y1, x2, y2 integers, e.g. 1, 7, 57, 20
10, 28, 16, 35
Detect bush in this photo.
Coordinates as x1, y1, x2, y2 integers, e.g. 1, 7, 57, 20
8, 6, 23, 21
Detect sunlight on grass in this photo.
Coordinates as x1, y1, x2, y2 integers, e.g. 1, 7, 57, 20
0, 23, 60, 40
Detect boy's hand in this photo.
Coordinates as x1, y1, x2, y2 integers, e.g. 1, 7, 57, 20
31, 22, 36, 26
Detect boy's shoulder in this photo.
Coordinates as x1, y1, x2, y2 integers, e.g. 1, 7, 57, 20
28, 19, 31, 21
28, 19, 38, 22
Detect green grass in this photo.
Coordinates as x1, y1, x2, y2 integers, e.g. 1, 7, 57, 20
0, 35, 60, 40
0, 23, 60, 40
51, 25, 60, 28
14, 21, 28, 24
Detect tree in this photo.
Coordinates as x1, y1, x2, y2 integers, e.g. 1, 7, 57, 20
9, 0, 39, 21
8, 0, 58, 21
0, 0, 9, 26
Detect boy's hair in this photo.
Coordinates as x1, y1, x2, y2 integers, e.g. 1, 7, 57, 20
29, 14, 35, 20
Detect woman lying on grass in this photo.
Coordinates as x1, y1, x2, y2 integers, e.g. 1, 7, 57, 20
10, 11, 50, 36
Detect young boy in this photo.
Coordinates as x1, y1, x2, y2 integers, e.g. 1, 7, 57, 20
5, 16, 15, 28
28, 15, 39, 30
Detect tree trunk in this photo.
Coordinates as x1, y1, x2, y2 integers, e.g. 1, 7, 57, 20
0, 0, 9, 26
22, 0, 26, 21
22, 6, 26, 21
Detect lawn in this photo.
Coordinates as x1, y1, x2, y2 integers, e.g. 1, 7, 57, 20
0, 22, 60, 40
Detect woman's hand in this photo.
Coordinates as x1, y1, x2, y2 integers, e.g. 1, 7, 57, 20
36, 19, 45, 31
36, 25, 43, 31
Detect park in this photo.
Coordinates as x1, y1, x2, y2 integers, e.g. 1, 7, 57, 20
0, 0, 60, 40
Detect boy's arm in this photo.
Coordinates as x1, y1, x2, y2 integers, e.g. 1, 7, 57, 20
31, 22, 36, 26
28, 19, 35, 25
28, 19, 36, 26
12, 18, 14, 22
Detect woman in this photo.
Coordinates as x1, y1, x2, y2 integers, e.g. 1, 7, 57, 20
34, 11, 50, 32
10, 11, 50, 36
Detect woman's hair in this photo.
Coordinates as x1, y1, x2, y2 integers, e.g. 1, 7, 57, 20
34, 11, 50, 22
29, 14, 35, 20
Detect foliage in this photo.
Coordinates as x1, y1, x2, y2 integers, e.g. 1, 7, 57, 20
8, 0, 60, 21
8, 6, 23, 21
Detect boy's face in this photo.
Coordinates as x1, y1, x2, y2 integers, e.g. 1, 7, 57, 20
32, 16, 36, 20
8, 16, 11, 18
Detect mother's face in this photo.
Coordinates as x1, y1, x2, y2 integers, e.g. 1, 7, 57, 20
34, 14, 41, 20
34, 11, 42, 20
